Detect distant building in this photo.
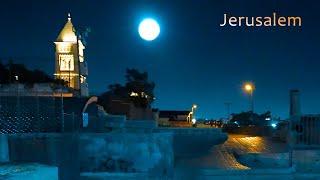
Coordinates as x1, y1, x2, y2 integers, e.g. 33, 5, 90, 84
54, 14, 89, 97
105, 100, 156, 121
158, 110, 192, 127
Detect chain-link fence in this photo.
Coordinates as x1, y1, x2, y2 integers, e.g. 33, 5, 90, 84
0, 91, 81, 134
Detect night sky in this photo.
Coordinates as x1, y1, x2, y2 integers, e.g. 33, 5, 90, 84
1, 0, 320, 119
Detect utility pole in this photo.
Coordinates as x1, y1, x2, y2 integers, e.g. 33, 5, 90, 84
58, 57, 65, 132
68, 60, 71, 87
8, 60, 12, 84
224, 102, 232, 120
75, 32, 81, 96
61, 84, 64, 132
249, 89, 254, 113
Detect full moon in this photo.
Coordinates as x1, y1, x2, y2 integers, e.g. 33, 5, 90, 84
138, 18, 160, 41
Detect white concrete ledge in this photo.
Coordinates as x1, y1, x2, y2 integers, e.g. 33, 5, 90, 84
0, 163, 58, 180
199, 167, 296, 176
0, 134, 9, 163
80, 172, 149, 180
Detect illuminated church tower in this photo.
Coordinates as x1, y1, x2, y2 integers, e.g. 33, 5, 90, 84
54, 14, 89, 97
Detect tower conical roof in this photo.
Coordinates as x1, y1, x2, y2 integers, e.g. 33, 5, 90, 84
56, 14, 77, 42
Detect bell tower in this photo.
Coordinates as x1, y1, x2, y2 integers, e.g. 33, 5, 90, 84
54, 14, 89, 97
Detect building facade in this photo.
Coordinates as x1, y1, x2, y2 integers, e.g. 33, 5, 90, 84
54, 14, 89, 97
158, 110, 192, 127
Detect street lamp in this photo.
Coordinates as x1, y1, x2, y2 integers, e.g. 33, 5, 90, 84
192, 104, 197, 109
243, 82, 254, 112
244, 83, 253, 92
191, 104, 197, 123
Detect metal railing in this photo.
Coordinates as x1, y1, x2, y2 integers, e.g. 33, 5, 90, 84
296, 116, 320, 146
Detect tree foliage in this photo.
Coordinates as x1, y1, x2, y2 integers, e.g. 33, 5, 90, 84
99, 68, 155, 109
230, 111, 271, 126
0, 60, 66, 86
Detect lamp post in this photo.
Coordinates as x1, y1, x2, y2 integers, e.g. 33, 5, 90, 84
191, 104, 197, 123
224, 102, 232, 120
243, 83, 254, 113
60, 84, 64, 132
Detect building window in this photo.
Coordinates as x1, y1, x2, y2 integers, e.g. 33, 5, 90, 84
59, 54, 74, 71
58, 44, 72, 53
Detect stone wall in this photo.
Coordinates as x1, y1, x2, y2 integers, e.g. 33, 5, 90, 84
156, 128, 228, 158
79, 132, 174, 177
7, 131, 174, 179
293, 149, 320, 173
8, 133, 80, 180
5, 128, 228, 179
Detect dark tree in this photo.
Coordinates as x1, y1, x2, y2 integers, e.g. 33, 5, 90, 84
99, 68, 155, 109
125, 68, 155, 107
0, 60, 9, 83
0, 60, 67, 86
230, 111, 272, 126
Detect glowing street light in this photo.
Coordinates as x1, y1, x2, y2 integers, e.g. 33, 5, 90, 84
190, 104, 197, 123
243, 82, 254, 112
244, 83, 253, 92
193, 104, 197, 109
192, 118, 197, 124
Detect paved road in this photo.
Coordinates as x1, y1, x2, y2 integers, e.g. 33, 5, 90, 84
224, 134, 289, 154
174, 134, 320, 179
175, 134, 288, 170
